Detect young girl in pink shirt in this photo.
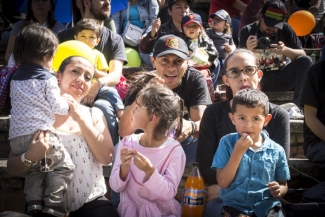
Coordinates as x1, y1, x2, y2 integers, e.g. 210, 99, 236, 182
109, 84, 186, 217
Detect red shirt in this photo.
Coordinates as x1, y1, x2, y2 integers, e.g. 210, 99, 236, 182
209, 0, 250, 18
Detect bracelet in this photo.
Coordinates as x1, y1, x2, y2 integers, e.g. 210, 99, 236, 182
190, 121, 196, 135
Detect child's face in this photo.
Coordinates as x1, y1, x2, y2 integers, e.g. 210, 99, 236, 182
183, 23, 201, 40
210, 16, 227, 32
131, 96, 151, 130
74, 30, 100, 49
229, 105, 272, 143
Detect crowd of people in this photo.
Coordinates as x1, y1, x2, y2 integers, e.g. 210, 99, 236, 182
1, 0, 325, 216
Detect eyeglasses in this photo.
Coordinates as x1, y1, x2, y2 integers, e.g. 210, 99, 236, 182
225, 66, 258, 78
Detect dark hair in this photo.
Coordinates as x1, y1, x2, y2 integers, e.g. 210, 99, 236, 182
126, 71, 161, 100
26, 0, 57, 30
72, 0, 85, 25
58, 56, 74, 73
222, 49, 261, 100
137, 84, 184, 140
75, 18, 101, 37
231, 88, 269, 115
13, 24, 59, 64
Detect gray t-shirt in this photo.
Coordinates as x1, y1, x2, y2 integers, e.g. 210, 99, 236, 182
58, 26, 127, 64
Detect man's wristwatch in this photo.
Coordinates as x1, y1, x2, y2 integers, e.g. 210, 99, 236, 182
93, 77, 105, 87
21, 153, 36, 167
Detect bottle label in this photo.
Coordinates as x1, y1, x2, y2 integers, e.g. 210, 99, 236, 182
182, 188, 205, 206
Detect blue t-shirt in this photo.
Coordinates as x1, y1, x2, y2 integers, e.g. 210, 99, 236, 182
211, 132, 290, 217
122, 6, 145, 31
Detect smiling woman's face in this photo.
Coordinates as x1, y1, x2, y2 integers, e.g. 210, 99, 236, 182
222, 52, 263, 96
57, 56, 95, 101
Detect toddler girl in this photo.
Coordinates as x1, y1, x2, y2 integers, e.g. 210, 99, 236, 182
206, 9, 236, 74
181, 13, 219, 100
109, 84, 186, 217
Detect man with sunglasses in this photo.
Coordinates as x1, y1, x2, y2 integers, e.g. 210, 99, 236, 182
239, 0, 312, 106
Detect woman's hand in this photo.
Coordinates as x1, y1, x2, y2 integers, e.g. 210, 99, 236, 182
205, 184, 221, 202
150, 18, 161, 38
133, 151, 155, 178
81, 82, 101, 106
66, 97, 84, 122
25, 130, 50, 162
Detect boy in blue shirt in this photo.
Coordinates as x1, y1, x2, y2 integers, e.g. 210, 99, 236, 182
212, 88, 290, 217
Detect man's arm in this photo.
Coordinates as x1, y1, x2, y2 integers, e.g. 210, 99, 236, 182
189, 105, 207, 137
99, 59, 124, 86
270, 41, 306, 61
304, 105, 325, 141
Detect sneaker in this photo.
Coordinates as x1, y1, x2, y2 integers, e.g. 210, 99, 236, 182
27, 200, 43, 214
42, 206, 69, 217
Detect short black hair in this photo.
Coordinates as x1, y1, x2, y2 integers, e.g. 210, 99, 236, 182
75, 18, 101, 37
231, 88, 269, 115
13, 24, 58, 64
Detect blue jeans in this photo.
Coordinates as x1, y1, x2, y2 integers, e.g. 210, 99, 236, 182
231, 16, 241, 46
93, 87, 122, 146
139, 51, 153, 67
181, 136, 198, 166
204, 198, 223, 217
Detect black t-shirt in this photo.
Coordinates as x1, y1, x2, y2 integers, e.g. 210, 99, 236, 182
239, 22, 303, 71
58, 26, 127, 64
125, 67, 212, 120
197, 100, 290, 185
299, 60, 325, 150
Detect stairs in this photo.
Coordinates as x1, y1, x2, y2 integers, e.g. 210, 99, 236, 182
0, 72, 323, 212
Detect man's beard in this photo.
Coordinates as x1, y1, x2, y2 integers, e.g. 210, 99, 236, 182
90, 5, 110, 21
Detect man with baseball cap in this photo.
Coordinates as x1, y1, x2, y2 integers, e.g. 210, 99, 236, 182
139, 0, 191, 66
120, 35, 211, 167
240, 0, 312, 106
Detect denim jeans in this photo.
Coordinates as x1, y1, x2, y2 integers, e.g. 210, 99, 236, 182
231, 16, 241, 46
181, 136, 198, 166
212, 59, 221, 89
204, 198, 223, 217
260, 56, 312, 106
93, 87, 122, 146
139, 51, 153, 67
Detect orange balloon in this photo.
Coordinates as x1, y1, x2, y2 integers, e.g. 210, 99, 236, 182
288, 10, 316, 36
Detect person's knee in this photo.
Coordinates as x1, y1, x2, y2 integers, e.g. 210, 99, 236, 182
296, 55, 312, 69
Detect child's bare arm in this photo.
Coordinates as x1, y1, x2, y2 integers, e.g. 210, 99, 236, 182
268, 181, 288, 198
217, 133, 253, 188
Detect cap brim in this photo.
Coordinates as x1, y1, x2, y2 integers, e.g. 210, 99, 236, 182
264, 17, 284, 29
182, 20, 202, 26
155, 50, 188, 60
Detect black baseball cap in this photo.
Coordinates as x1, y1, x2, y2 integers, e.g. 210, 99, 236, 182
261, 0, 287, 29
153, 35, 189, 60
168, 0, 191, 8
209, 9, 231, 24
181, 13, 203, 26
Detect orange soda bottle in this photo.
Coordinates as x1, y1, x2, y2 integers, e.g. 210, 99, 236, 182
182, 162, 205, 217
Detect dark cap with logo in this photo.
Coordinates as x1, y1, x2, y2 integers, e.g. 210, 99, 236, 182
181, 13, 203, 26
261, 0, 287, 29
168, 0, 191, 8
209, 9, 231, 24
153, 35, 189, 60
